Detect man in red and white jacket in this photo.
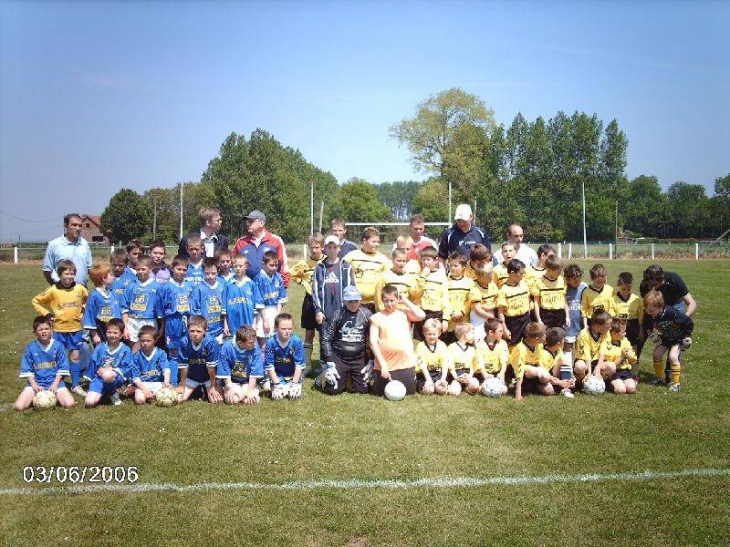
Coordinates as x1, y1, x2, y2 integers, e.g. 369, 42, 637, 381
233, 210, 290, 287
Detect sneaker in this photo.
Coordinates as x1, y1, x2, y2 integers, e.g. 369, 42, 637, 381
668, 382, 681, 392
110, 391, 122, 406
561, 388, 575, 399
71, 385, 87, 397
649, 377, 667, 386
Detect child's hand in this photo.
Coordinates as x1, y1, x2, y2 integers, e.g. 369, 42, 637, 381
207, 386, 223, 404
175, 385, 185, 394
315, 312, 326, 325
565, 317, 571, 329
223, 325, 230, 338
504, 326, 512, 340
243, 388, 260, 405
92, 333, 101, 345
441, 320, 448, 333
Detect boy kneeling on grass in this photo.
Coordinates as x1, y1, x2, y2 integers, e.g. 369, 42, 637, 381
218, 325, 263, 405
84, 318, 133, 407
130, 325, 171, 404
177, 315, 222, 404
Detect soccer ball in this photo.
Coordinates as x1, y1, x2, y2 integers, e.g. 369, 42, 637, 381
583, 375, 606, 396
434, 379, 448, 395
155, 387, 178, 407
384, 380, 407, 401
33, 390, 57, 410
447, 381, 462, 396
480, 377, 505, 398
466, 377, 481, 394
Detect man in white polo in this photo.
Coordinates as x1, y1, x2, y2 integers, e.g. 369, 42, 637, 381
503, 224, 538, 267
43, 213, 93, 286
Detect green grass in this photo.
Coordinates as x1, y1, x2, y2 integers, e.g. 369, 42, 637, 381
1, 260, 729, 546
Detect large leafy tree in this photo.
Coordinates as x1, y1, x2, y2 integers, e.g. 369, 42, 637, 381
330, 178, 390, 224
100, 188, 152, 245
377, 181, 422, 221
666, 182, 709, 238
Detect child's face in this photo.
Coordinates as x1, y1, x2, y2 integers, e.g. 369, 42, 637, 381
611, 329, 626, 342
60, 269, 76, 287
262, 259, 278, 276
546, 267, 561, 280
149, 246, 165, 267
103, 272, 115, 288
381, 292, 399, 312
617, 283, 632, 298
424, 328, 440, 345
172, 264, 187, 282
106, 325, 123, 345
136, 264, 150, 282
233, 258, 247, 278
324, 243, 340, 260
645, 304, 662, 318
591, 275, 607, 289
188, 324, 206, 345
112, 259, 127, 277
448, 260, 465, 278
204, 266, 218, 285
128, 248, 142, 267
309, 243, 323, 259
138, 333, 156, 355
461, 327, 475, 344
187, 244, 202, 261
237, 337, 256, 351
344, 299, 361, 313
276, 319, 293, 342
508, 269, 525, 283
362, 236, 380, 253
392, 256, 407, 273
551, 337, 565, 350
217, 255, 232, 273
501, 245, 515, 262
566, 275, 583, 288
34, 322, 53, 343
488, 324, 504, 341
422, 256, 438, 270
471, 259, 493, 278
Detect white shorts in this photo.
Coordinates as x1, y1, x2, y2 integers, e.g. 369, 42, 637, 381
126, 318, 156, 342
184, 378, 212, 389
138, 381, 164, 394
255, 307, 278, 338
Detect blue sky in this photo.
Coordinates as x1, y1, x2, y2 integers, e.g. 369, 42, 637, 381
1, 0, 728, 242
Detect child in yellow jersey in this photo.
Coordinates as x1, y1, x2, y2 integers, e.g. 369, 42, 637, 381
343, 226, 392, 312
475, 318, 509, 392
593, 319, 638, 394
393, 235, 422, 274
492, 241, 515, 288
466, 244, 498, 342
573, 310, 613, 384
509, 322, 546, 401
581, 263, 615, 328
497, 259, 531, 346
32, 259, 89, 396
414, 318, 452, 394
525, 244, 556, 290
542, 327, 575, 398
289, 233, 325, 374
612, 271, 644, 360
446, 323, 480, 394
412, 246, 450, 341
532, 255, 568, 329
375, 248, 419, 311
444, 251, 480, 345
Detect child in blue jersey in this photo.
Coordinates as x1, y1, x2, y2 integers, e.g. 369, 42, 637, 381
265, 313, 306, 399
254, 251, 288, 350
563, 263, 587, 369
15, 316, 76, 410
177, 315, 223, 403
184, 235, 205, 285
191, 258, 225, 342
84, 319, 134, 407
84, 263, 121, 344
218, 325, 264, 405
216, 248, 234, 283
122, 256, 163, 352
130, 325, 171, 404
110, 249, 136, 305
222, 255, 262, 338
159, 255, 193, 384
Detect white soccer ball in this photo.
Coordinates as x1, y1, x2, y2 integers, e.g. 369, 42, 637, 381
447, 381, 462, 396
384, 380, 407, 401
33, 390, 57, 410
480, 377, 505, 398
583, 375, 606, 396
154, 387, 178, 407
434, 379, 448, 395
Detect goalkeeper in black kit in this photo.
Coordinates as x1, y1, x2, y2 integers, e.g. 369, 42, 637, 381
320, 286, 373, 395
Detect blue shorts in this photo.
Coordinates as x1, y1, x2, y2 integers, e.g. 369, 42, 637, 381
88, 376, 124, 395
165, 315, 186, 349
56, 331, 84, 352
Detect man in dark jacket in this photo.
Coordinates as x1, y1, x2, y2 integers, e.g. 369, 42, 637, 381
178, 207, 228, 259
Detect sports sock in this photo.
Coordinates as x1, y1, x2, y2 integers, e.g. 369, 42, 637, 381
670, 363, 681, 384
303, 342, 313, 373
653, 359, 664, 379
70, 360, 81, 388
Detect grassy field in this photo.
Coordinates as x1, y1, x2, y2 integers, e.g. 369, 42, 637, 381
1, 260, 728, 546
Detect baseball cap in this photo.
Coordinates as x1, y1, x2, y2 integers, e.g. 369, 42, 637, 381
324, 235, 340, 246
342, 286, 362, 301
454, 204, 472, 221
246, 210, 266, 222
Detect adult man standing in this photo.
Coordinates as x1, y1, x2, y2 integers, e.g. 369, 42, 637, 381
639, 265, 696, 316
437, 204, 491, 263
178, 207, 228, 259
43, 213, 92, 286
502, 224, 538, 266
330, 218, 358, 258
405, 213, 437, 260
233, 210, 290, 286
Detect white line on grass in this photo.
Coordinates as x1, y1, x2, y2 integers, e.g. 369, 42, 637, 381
2, 468, 729, 496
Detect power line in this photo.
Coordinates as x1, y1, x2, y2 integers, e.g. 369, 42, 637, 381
0, 209, 59, 224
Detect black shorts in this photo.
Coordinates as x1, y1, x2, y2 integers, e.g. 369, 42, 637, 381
521, 376, 543, 394
448, 368, 470, 382
625, 319, 640, 346
373, 367, 416, 397
606, 369, 634, 391
416, 370, 441, 390
413, 310, 443, 341
300, 294, 318, 330
540, 308, 566, 329
504, 313, 530, 344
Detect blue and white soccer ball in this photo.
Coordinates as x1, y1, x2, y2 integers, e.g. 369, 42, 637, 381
154, 387, 178, 407
480, 377, 505, 398
384, 380, 407, 401
583, 375, 606, 395
33, 390, 57, 410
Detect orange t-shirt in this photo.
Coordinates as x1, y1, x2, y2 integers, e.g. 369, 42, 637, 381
371, 309, 416, 372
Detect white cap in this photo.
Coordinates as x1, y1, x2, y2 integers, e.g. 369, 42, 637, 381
454, 204, 472, 221
324, 235, 340, 246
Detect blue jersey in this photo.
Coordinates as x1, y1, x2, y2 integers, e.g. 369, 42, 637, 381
111, 269, 137, 304
131, 347, 170, 383
191, 280, 225, 338
19, 338, 69, 388
217, 340, 265, 383
185, 261, 205, 285
83, 288, 121, 340
254, 270, 288, 308
566, 282, 587, 338
219, 273, 234, 284
178, 334, 220, 383
265, 334, 305, 378
85, 342, 133, 382
222, 277, 263, 333
122, 278, 163, 320
159, 278, 193, 318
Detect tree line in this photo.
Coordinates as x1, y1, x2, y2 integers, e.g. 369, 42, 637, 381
101, 88, 730, 246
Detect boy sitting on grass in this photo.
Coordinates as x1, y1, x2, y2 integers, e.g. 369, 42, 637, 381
84, 318, 133, 407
